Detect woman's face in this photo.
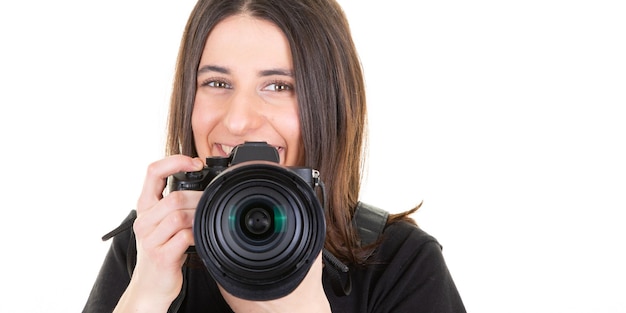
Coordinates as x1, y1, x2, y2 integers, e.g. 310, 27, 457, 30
192, 14, 302, 166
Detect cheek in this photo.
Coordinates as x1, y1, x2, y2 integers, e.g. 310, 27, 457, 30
191, 106, 205, 137
278, 110, 303, 165
285, 119, 301, 144
191, 103, 216, 155
277, 104, 301, 135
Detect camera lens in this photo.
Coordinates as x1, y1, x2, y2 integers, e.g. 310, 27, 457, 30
193, 161, 325, 301
243, 206, 272, 237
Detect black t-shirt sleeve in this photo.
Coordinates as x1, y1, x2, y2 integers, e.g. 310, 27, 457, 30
372, 224, 465, 312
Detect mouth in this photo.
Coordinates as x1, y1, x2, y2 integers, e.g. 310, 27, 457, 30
217, 143, 283, 156
220, 144, 235, 155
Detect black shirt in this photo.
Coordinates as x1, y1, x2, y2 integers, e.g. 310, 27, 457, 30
83, 210, 466, 313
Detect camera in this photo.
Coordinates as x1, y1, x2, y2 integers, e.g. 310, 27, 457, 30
169, 141, 326, 301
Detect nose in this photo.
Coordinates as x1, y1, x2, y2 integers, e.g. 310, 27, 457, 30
222, 89, 264, 136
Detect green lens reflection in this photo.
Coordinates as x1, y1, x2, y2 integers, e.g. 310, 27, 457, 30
273, 206, 286, 233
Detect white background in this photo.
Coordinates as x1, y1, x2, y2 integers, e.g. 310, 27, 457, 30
1, 1, 625, 312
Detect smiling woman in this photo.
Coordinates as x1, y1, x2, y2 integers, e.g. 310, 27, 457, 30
2, 0, 625, 312
81, 0, 465, 312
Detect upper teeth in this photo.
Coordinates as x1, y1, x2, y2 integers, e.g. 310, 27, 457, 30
222, 144, 234, 155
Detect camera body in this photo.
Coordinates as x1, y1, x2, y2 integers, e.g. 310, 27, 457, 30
169, 141, 317, 192
169, 141, 326, 301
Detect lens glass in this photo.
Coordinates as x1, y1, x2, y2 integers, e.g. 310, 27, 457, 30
230, 198, 286, 241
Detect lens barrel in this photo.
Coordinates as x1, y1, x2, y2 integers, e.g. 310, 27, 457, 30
193, 161, 325, 300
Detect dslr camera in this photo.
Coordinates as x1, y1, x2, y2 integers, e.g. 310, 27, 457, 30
169, 141, 326, 301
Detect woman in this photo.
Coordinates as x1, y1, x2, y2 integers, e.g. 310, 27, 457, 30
83, 0, 466, 312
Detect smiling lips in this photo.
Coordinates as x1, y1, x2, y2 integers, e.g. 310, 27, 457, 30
217, 143, 282, 156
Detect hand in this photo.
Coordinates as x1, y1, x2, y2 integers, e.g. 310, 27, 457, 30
219, 252, 332, 313
114, 155, 205, 313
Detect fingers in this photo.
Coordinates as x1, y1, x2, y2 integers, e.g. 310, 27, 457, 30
134, 154, 205, 258
137, 155, 204, 213
133, 155, 205, 265
134, 190, 203, 253
134, 208, 195, 265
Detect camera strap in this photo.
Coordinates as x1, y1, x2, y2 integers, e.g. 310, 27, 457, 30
101, 210, 138, 276
353, 201, 390, 248
323, 201, 390, 297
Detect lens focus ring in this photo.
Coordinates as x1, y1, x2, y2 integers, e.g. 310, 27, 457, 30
193, 161, 325, 301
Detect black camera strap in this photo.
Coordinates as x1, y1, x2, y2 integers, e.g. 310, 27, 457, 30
101, 210, 138, 276
352, 201, 390, 248
323, 201, 389, 297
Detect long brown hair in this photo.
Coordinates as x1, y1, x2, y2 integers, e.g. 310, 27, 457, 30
166, 0, 413, 265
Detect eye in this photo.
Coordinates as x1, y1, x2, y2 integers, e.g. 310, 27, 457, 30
264, 81, 293, 92
200, 79, 232, 89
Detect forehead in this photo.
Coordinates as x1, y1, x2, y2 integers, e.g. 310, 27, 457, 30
200, 15, 293, 68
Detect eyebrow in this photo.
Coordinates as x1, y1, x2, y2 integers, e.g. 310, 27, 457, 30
198, 65, 229, 75
259, 69, 294, 77
197, 65, 293, 77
